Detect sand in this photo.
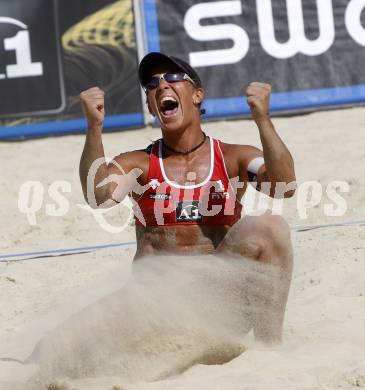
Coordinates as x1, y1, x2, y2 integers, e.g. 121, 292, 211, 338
0, 107, 365, 389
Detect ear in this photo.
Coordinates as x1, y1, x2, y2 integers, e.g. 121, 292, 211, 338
193, 87, 205, 105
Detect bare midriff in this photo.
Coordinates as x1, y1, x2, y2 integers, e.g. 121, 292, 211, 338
134, 224, 230, 259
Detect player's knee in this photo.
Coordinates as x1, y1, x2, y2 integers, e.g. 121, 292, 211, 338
261, 213, 290, 240
223, 213, 292, 264
258, 213, 292, 265
240, 212, 289, 238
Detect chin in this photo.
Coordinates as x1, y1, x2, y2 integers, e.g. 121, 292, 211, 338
159, 114, 184, 132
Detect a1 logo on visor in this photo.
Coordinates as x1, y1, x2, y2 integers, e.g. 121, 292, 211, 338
176, 201, 202, 222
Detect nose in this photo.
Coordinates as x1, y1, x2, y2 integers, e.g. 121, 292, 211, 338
157, 77, 170, 89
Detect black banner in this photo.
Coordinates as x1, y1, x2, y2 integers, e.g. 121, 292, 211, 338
0, 0, 143, 133
155, 0, 365, 99
2, 0, 365, 136
0, 0, 63, 117
58, 0, 142, 118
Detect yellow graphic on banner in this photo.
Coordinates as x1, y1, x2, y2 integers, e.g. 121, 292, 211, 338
63, 0, 135, 50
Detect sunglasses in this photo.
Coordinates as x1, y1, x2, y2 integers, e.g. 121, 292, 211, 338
144, 73, 196, 92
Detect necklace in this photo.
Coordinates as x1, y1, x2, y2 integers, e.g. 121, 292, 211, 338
162, 132, 207, 155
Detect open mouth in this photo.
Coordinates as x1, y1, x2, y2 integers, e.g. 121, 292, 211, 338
159, 96, 179, 117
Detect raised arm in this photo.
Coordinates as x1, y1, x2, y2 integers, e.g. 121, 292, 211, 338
79, 87, 111, 206
79, 87, 144, 208
246, 82, 296, 198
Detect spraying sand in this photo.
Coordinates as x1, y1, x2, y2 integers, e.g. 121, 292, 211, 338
1, 254, 291, 389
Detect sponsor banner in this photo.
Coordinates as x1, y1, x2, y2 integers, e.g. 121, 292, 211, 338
0, 0, 143, 139
0, 0, 64, 118
2, 0, 365, 138
143, 0, 365, 118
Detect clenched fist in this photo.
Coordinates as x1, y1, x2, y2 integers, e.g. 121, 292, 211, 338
246, 82, 271, 123
80, 87, 105, 130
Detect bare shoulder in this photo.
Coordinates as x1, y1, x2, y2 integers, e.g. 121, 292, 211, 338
109, 146, 152, 184
219, 141, 263, 176
113, 149, 149, 170
220, 141, 262, 157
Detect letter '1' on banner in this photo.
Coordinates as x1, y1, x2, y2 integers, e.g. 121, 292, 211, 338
0, 0, 64, 118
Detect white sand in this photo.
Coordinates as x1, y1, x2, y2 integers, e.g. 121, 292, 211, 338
0, 107, 365, 389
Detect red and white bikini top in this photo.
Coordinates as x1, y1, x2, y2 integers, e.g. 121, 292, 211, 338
133, 137, 242, 227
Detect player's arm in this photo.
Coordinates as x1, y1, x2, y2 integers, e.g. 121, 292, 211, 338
246, 82, 296, 198
79, 87, 144, 208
